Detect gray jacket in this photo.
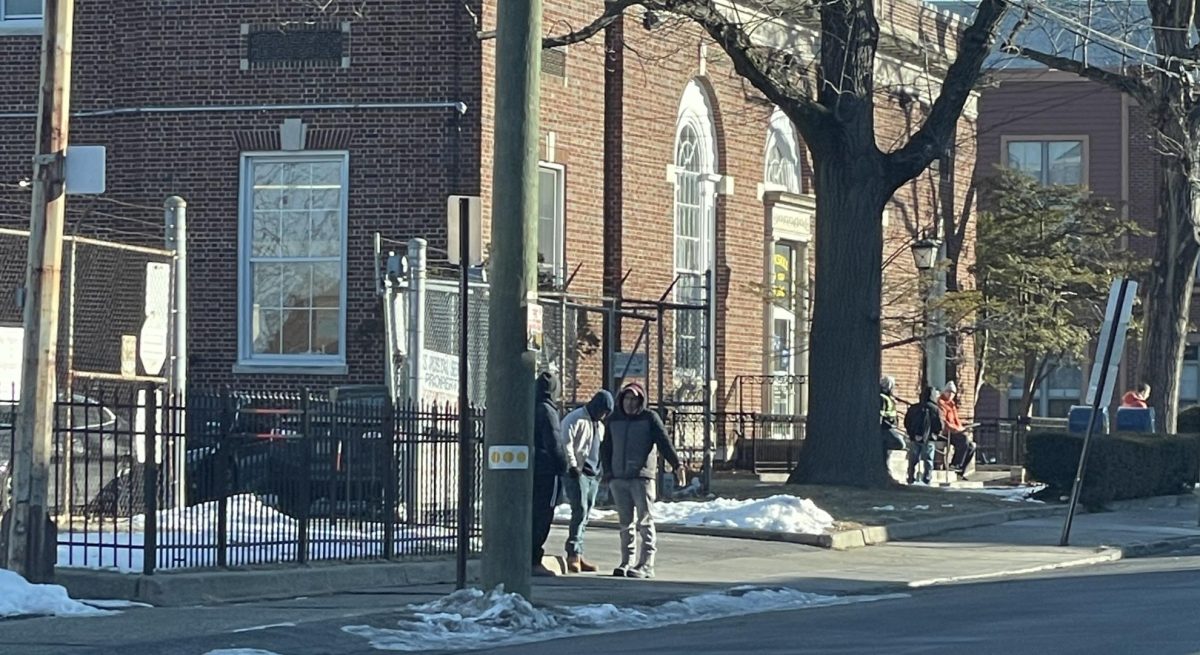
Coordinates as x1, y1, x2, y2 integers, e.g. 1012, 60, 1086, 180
601, 404, 681, 480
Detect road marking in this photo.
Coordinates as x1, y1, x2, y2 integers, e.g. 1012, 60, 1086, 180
231, 622, 297, 633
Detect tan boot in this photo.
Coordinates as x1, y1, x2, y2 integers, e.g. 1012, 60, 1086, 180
576, 557, 599, 573
567, 555, 582, 573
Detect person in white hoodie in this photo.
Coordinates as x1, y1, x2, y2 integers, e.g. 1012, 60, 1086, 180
559, 389, 614, 573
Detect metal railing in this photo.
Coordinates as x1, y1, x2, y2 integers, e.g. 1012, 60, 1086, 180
1, 387, 482, 574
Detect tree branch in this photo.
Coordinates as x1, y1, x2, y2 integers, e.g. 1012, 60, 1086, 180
477, 0, 640, 49
1000, 44, 1153, 102
885, 0, 1010, 188
882, 326, 977, 351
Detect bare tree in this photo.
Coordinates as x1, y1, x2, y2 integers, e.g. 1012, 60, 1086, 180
518, 0, 1010, 486
1002, 0, 1199, 431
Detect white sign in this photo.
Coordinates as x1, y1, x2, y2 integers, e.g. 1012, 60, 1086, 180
421, 350, 460, 406
121, 335, 137, 378
447, 195, 483, 266
140, 262, 171, 376
133, 388, 164, 465
65, 145, 107, 195
487, 445, 530, 470
613, 352, 648, 378
527, 304, 543, 352
1086, 278, 1138, 407
0, 326, 23, 401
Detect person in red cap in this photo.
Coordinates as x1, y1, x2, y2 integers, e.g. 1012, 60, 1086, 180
599, 382, 686, 579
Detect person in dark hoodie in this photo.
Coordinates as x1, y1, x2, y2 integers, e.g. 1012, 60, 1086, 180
600, 382, 685, 580
903, 385, 943, 485
531, 370, 567, 577
558, 389, 615, 573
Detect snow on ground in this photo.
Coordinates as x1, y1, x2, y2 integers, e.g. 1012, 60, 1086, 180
203, 650, 286, 655
76, 599, 153, 610
947, 484, 1047, 503
58, 494, 467, 572
555, 495, 835, 534
343, 585, 905, 652
0, 569, 114, 619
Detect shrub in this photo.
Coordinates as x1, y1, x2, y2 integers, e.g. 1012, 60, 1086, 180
1025, 431, 1200, 508
1176, 406, 1200, 435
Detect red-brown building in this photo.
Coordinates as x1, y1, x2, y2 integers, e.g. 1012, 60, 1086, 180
0, 1, 977, 426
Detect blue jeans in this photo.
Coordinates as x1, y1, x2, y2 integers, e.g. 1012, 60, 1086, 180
907, 440, 935, 484
564, 473, 600, 556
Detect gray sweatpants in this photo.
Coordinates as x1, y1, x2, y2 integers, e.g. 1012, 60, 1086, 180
609, 477, 656, 569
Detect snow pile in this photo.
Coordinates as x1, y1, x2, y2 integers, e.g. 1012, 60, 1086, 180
343, 585, 904, 652
947, 484, 1047, 503
0, 568, 113, 618
59, 494, 466, 572
203, 650, 286, 655
557, 495, 835, 535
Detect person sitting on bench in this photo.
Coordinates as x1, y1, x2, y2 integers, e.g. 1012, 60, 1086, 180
938, 381, 975, 481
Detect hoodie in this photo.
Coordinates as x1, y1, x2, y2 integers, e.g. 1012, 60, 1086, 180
533, 371, 567, 476
560, 390, 614, 475
600, 383, 681, 480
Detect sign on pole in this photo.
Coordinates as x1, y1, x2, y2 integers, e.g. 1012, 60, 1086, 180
1085, 279, 1139, 408
139, 262, 171, 376
447, 195, 483, 266
0, 326, 23, 401
613, 352, 648, 378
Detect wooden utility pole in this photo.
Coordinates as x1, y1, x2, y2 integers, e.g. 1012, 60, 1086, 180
4, 0, 75, 582
482, 0, 542, 597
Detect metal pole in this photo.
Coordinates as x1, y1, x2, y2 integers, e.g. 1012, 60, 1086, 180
407, 239, 427, 404
702, 269, 716, 492
5, 0, 75, 582
1060, 279, 1131, 546
456, 196, 471, 589
165, 197, 187, 507
60, 241, 75, 521
483, 0, 541, 599
930, 245, 947, 391
142, 386, 158, 576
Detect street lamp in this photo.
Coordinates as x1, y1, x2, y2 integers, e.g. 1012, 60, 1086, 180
911, 237, 942, 272
911, 236, 946, 392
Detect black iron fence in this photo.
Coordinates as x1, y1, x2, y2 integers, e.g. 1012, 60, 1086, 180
1, 387, 482, 574
665, 410, 806, 474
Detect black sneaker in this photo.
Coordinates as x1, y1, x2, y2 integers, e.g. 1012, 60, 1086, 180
612, 566, 630, 577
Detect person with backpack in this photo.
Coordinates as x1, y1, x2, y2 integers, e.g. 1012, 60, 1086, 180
904, 385, 943, 485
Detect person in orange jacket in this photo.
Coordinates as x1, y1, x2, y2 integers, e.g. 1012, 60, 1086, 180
938, 382, 975, 480
1121, 383, 1151, 409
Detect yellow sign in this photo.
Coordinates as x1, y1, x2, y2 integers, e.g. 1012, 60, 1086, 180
487, 445, 530, 470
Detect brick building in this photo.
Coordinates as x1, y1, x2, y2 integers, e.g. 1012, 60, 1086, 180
0, 2, 976, 422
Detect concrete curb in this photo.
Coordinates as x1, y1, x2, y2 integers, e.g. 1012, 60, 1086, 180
906, 549, 1122, 588
1112, 534, 1200, 558
56, 558, 481, 607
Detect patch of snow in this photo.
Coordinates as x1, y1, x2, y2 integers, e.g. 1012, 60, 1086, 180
343, 585, 906, 652
203, 650, 286, 655
232, 622, 298, 633
946, 484, 1047, 503
0, 569, 114, 618
872, 505, 896, 512
941, 504, 955, 508
913, 505, 930, 510
58, 494, 470, 572
555, 494, 835, 534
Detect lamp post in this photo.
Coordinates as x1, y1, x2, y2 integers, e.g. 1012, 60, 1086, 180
911, 237, 946, 391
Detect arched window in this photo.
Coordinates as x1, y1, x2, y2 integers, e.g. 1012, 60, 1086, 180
673, 81, 717, 380
764, 109, 801, 194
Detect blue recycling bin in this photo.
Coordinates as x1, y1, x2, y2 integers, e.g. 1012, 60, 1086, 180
1068, 405, 1109, 435
1116, 407, 1156, 433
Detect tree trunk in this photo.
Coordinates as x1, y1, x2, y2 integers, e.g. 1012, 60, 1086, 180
1138, 127, 1200, 433
1017, 354, 1040, 418
789, 147, 893, 487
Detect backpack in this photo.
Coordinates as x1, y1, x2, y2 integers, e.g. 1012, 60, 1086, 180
904, 403, 931, 441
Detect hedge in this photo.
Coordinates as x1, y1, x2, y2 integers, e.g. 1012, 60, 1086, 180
1025, 431, 1200, 508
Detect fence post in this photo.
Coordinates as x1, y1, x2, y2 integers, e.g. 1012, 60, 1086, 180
216, 389, 230, 568
383, 397, 396, 560
142, 386, 159, 576
298, 390, 311, 565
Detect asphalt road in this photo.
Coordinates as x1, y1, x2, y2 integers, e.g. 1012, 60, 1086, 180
2, 550, 1198, 655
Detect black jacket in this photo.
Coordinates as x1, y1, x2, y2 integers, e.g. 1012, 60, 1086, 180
904, 399, 944, 442
533, 371, 567, 476
600, 389, 681, 480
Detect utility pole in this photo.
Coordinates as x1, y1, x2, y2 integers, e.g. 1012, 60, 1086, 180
5, 0, 75, 582
483, 0, 542, 598
164, 197, 187, 507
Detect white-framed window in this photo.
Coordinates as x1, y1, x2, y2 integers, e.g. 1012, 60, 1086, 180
537, 162, 565, 285
673, 80, 717, 380
764, 109, 801, 194
1003, 138, 1085, 186
1, 0, 42, 24
238, 152, 348, 368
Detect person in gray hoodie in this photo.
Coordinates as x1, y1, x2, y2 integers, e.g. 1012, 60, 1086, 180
600, 382, 686, 579
559, 389, 614, 573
